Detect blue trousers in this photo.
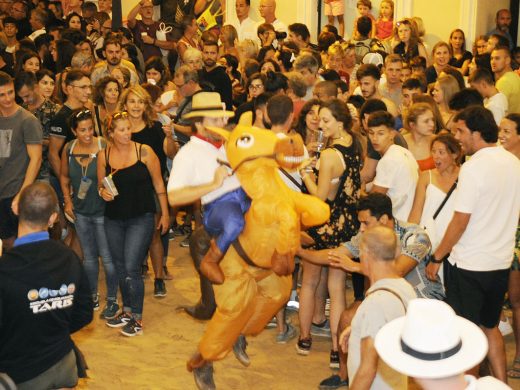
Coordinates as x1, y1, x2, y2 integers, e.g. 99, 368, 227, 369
203, 188, 250, 253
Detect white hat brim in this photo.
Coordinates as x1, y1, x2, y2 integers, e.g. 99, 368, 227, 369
375, 315, 488, 379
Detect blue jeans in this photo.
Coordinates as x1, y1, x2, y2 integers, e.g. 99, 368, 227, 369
75, 213, 118, 301
203, 188, 250, 253
104, 213, 154, 318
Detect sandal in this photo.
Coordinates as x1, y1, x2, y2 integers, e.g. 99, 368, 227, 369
507, 358, 520, 379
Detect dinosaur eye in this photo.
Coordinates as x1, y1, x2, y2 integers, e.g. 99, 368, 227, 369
236, 134, 254, 148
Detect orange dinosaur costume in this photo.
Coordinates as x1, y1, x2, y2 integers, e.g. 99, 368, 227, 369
187, 125, 330, 388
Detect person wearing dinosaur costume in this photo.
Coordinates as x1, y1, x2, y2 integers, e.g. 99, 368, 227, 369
186, 124, 330, 389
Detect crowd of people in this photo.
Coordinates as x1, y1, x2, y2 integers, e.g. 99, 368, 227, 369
0, 0, 520, 388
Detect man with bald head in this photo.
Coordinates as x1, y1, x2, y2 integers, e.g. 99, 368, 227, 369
342, 225, 415, 389
487, 9, 513, 50
258, 0, 287, 35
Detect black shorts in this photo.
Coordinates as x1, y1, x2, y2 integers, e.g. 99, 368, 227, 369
446, 263, 509, 328
0, 196, 18, 240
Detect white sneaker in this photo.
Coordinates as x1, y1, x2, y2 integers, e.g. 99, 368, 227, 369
499, 317, 513, 336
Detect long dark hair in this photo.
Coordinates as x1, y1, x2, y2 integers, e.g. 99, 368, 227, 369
320, 99, 362, 155
295, 98, 320, 142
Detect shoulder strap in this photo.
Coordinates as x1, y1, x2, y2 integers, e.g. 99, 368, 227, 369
68, 139, 78, 163
366, 287, 408, 312
278, 168, 305, 192
432, 179, 458, 220
428, 169, 432, 184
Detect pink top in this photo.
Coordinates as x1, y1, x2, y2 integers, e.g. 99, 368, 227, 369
376, 19, 393, 40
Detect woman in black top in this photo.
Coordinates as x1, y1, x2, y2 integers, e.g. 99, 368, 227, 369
97, 111, 169, 336
392, 18, 429, 65
448, 29, 473, 76
118, 85, 177, 294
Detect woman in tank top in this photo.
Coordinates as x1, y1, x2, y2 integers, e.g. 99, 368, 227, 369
97, 111, 169, 336
298, 99, 362, 366
59, 108, 118, 320
408, 133, 461, 253
402, 103, 436, 171
119, 84, 178, 293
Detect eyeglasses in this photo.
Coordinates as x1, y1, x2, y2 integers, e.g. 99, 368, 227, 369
71, 84, 92, 91
249, 83, 263, 90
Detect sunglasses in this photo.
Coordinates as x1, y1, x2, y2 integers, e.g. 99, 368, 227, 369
75, 108, 92, 119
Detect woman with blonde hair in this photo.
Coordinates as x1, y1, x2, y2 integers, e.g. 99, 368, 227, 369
326, 43, 349, 83
183, 47, 204, 71
431, 74, 460, 129
237, 38, 259, 74
118, 85, 178, 294
425, 41, 453, 84
219, 24, 240, 59
403, 102, 436, 171
98, 111, 169, 336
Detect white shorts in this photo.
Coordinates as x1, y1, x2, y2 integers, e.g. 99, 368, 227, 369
324, 0, 344, 16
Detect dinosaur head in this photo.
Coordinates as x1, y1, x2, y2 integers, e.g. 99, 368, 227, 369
207, 125, 305, 172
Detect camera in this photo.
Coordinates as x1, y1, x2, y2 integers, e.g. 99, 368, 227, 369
275, 31, 287, 40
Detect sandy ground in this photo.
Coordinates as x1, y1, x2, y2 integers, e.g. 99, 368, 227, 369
73, 237, 520, 390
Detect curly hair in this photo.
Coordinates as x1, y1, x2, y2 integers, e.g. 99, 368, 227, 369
118, 84, 155, 127
93, 76, 121, 106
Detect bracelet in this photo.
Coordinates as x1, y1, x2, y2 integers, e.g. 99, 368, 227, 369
430, 256, 444, 264
98, 187, 103, 196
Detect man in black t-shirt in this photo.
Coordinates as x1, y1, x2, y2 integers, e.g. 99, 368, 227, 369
199, 41, 233, 110
48, 70, 92, 178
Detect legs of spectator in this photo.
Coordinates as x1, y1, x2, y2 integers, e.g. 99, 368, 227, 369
92, 215, 118, 302
508, 270, 520, 377
328, 267, 346, 353
337, 15, 345, 38
180, 227, 216, 320
312, 267, 328, 325
74, 214, 100, 299
149, 212, 166, 280
105, 217, 130, 313
122, 213, 155, 320
298, 261, 322, 350
482, 325, 507, 382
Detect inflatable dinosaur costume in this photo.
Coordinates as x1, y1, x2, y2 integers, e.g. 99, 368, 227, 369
187, 125, 330, 389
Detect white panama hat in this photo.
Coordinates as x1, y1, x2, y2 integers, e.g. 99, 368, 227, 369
375, 299, 488, 379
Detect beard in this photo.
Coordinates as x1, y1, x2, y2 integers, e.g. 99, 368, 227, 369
204, 58, 216, 68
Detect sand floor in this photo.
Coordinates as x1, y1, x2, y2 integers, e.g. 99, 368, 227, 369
73, 237, 520, 390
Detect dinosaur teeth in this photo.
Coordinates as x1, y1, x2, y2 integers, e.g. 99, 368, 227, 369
282, 156, 305, 163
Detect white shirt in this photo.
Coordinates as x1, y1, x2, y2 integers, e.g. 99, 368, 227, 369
232, 16, 259, 43
465, 375, 511, 389
271, 18, 288, 34
167, 136, 241, 205
373, 144, 419, 221
450, 146, 520, 271
484, 92, 508, 125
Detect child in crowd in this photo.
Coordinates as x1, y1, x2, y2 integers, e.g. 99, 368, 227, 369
375, 0, 394, 41
323, 0, 345, 38
352, 0, 376, 40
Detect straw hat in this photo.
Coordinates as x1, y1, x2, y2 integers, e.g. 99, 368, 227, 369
374, 299, 488, 379
182, 91, 235, 119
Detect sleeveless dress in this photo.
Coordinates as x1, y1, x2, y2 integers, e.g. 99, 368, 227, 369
419, 170, 456, 251
308, 143, 362, 250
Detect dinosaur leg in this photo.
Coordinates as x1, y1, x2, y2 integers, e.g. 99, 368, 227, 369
198, 253, 257, 361
241, 272, 293, 336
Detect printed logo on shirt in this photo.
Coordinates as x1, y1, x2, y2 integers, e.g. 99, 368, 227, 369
27, 283, 75, 314
50, 126, 63, 134
0, 129, 13, 158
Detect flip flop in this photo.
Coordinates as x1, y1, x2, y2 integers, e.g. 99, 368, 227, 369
507, 358, 520, 379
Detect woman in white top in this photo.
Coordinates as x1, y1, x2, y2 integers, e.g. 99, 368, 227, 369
408, 133, 461, 253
